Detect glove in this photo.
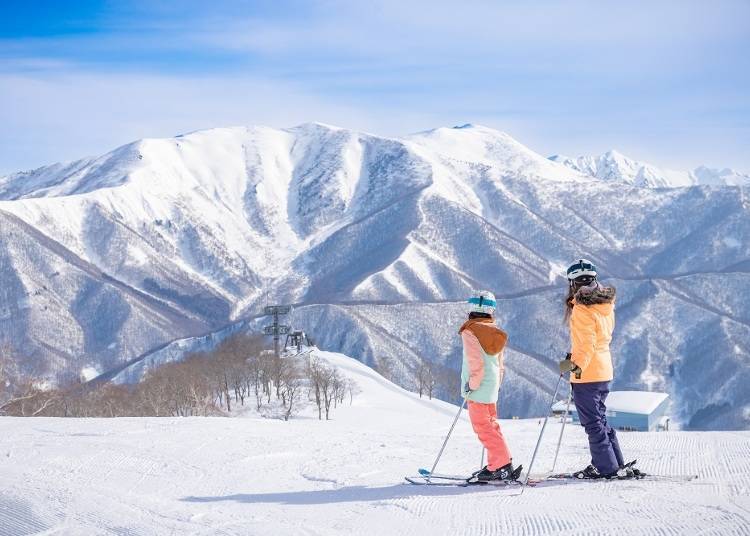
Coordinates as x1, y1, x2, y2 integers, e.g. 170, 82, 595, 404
464, 381, 474, 394
559, 354, 582, 378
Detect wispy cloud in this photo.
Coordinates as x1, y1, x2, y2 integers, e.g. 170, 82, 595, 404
0, 0, 748, 174
0, 70, 439, 174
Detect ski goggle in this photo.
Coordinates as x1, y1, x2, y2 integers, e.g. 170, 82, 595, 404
570, 275, 596, 286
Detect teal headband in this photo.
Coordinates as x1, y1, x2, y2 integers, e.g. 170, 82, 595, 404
468, 296, 496, 308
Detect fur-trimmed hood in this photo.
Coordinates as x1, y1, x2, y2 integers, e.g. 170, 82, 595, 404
458, 318, 508, 355
574, 282, 616, 305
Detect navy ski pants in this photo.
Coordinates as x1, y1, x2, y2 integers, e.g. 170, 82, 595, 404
571, 381, 624, 475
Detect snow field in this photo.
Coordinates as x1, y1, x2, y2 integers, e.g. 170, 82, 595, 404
0, 351, 748, 535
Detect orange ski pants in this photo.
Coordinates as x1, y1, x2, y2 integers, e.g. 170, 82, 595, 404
468, 401, 511, 470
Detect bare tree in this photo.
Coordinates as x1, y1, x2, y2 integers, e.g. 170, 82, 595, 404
320, 366, 343, 420
435, 365, 461, 404
0, 333, 364, 422
0, 343, 11, 402
416, 362, 432, 399
0, 343, 22, 414
375, 355, 395, 382
420, 363, 437, 400
279, 358, 303, 421
305, 354, 357, 420
0, 379, 60, 417
306, 356, 325, 420
136, 371, 173, 417
259, 350, 275, 404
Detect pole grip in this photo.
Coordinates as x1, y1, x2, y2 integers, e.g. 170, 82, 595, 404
566, 353, 582, 379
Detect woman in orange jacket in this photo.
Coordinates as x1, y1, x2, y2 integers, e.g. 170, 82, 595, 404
558, 259, 635, 479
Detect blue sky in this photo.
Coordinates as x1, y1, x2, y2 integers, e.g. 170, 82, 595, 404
1, 0, 748, 174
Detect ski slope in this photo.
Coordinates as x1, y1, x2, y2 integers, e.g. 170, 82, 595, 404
0, 351, 748, 535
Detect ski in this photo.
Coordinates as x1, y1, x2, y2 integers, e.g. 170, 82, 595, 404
405, 475, 528, 487
536, 459, 696, 482
535, 472, 697, 483
630, 473, 699, 482
405, 475, 469, 487
543, 472, 644, 481
416, 462, 696, 487
469, 479, 525, 487
410, 467, 532, 487
417, 468, 468, 480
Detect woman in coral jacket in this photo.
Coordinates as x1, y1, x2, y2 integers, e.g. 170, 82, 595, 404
558, 259, 636, 479
460, 290, 521, 482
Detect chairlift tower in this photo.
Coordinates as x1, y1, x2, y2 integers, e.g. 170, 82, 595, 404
263, 305, 291, 357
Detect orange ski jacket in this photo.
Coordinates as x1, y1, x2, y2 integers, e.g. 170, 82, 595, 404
569, 298, 615, 383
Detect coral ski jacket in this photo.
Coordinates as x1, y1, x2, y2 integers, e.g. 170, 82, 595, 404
459, 318, 508, 403
569, 288, 616, 383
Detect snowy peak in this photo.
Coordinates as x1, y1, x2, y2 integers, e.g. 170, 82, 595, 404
550, 151, 750, 188
1, 123, 590, 206
0, 141, 145, 200
549, 150, 682, 188
693, 165, 750, 187
407, 124, 587, 183
284, 123, 432, 237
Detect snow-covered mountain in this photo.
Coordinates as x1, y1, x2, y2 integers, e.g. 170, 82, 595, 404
549, 150, 750, 188
1, 123, 748, 430
1, 349, 748, 535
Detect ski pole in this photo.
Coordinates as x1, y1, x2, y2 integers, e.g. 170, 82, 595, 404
428, 397, 467, 478
480, 447, 486, 471
522, 373, 564, 488
551, 382, 573, 473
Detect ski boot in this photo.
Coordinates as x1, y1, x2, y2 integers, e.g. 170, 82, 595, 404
614, 460, 645, 479
572, 464, 603, 479
474, 462, 523, 482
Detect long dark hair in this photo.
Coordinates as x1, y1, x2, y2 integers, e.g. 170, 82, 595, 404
563, 282, 576, 323
564, 276, 596, 322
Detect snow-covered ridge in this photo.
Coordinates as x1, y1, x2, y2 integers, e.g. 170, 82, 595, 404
549, 150, 750, 188
1, 122, 748, 431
